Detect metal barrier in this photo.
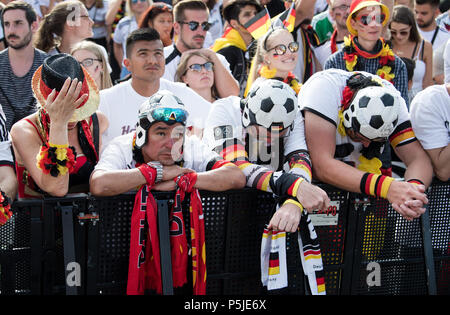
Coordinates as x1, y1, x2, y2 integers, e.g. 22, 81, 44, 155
0, 181, 448, 295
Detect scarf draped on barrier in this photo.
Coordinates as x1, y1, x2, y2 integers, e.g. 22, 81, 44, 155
127, 172, 206, 295
261, 206, 326, 294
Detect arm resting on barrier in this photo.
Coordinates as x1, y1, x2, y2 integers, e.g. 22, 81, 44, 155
422, 145, 450, 182
0, 166, 17, 200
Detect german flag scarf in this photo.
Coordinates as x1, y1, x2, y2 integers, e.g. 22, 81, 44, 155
211, 27, 247, 52
127, 172, 206, 295
261, 207, 326, 294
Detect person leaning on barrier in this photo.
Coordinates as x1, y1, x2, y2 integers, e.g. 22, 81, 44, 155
89, 89, 246, 197
0, 103, 17, 226
410, 82, 450, 181
10, 53, 109, 198
203, 79, 330, 233
301, 69, 433, 221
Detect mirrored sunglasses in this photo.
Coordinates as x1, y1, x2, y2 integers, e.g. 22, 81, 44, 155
151, 107, 187, 124
188, 62, 214, 73
131, 0, 147, 4
268, 41, 299, 56
178, 21, 211, 31
356, 13, 386, 26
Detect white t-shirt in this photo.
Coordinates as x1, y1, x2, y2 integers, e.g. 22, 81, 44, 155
314, 40, 344, 68
98, 79, 212, 147
410, 84, 450, 150
418, 26, 450, 51
163, 44, 232, 81
113, 16, 138, 67
298, 69, 411, 167
444, 39, 450, 84
203, 94, 308, 172
95, 132, 221, 174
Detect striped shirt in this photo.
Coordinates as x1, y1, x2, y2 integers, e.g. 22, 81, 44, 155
0, 48, 48, 131
0, 104, 13, 167
324, 50, 410, 108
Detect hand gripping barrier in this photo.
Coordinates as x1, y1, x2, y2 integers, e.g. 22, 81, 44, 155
0, 181, 449, 295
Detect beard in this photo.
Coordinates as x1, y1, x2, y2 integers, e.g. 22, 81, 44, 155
7, 31, 32, 50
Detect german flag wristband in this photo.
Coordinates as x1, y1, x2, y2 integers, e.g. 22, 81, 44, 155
407, 179, 424, 186
360, 172, 394, 199
36, 142, 76, 177
0, 190, 12, 226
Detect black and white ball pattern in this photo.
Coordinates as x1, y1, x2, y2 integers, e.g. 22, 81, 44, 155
343, 86, 400, 139
135, 90, 185, 149
242, 79, 298, 129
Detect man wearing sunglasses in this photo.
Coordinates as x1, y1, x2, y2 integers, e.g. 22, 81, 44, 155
301, 69, 433, 221
90, 89, 246, 196
163, 0, 239, 99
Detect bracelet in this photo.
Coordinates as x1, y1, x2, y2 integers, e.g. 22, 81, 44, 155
36, 142, 76, 177
407, 179, 424, 186
287, 177, 305, 198
174, 172, 198, 192
360, 172, 394, 199
138, 164, 157, 186
147, 161, 163, 183
282, 198, 304, 210
0, 190, 12, 226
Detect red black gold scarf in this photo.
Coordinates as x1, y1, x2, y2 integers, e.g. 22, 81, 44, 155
127, 171, 206, 295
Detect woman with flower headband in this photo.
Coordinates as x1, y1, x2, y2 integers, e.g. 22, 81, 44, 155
10, 54, 108, 198
324, 0, 410, 108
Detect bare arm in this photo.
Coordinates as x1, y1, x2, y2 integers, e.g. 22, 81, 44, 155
105, 0, 124, 26
0, 166, 17, 200
424, 145, 450, 181
394, 140, 433, 187
422, 41, 434, 89
294, 0, 317, 28
113, 42, 124, 69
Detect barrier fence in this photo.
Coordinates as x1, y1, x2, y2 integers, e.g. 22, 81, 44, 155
0, 181, 448, 295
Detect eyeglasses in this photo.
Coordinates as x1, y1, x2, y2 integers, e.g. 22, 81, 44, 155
187, 62, 214, 73
79, 58, 102, 67
131, 0, 147, 4
355, 13, 386, 26
390, 29, 410, 37
267, 41, 299, 56
178, 21, 211, 31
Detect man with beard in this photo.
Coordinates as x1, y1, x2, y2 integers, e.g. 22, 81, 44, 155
0, 1, 47, 131
99, 28, 213, 147
163, 0, 239, 98
414, 0, 450, 50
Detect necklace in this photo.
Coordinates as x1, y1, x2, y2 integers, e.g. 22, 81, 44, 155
343, 35, 396, 83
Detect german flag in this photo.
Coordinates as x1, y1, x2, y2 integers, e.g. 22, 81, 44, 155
244, 7, 271, 40
274, 2, 296, 32
268, 252, 280, 275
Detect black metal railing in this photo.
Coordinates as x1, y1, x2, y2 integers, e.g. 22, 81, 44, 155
0, 181, 449, 295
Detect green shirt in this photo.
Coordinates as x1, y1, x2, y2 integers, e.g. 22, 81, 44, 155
311, 11, 334, 44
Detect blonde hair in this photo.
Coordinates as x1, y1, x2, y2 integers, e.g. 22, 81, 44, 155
126, 0, 153, 17
71, 40, 113, 90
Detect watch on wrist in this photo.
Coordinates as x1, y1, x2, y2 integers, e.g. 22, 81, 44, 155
148, 161, 163, 183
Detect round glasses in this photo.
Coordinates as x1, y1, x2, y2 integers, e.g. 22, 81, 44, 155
79, 58, 101, 67
178, 21, 211, 31
355, 13, 386, 26
187, 62, 214, 73
267, 41, 299, 56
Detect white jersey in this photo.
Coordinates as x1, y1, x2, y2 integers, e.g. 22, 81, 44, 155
98, 79, 212, 148
410, 84, 450, 151
95, 133, 220, 173
298, 69, 412, 167
203, 94, 308, 172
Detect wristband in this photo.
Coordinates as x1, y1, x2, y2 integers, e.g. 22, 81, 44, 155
138, 163, 157, 186
282, 198, 304, 210
407, 179, 424, 186
174, 172, 198, 192
287, 177, 305, 198
0, 190, 12, 226
360, 172, 394, 199
36, 142, 76, 177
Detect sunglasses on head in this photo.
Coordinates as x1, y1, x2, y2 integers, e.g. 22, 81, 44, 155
187, 61, 214, 73
153, 3, 172, 10
178, 21, 211, 31
390, 30, 409, 37
131, 0, 147, 4
149, 107, 187, 125
355, 13, 386, 26
267, 41, 299, 56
